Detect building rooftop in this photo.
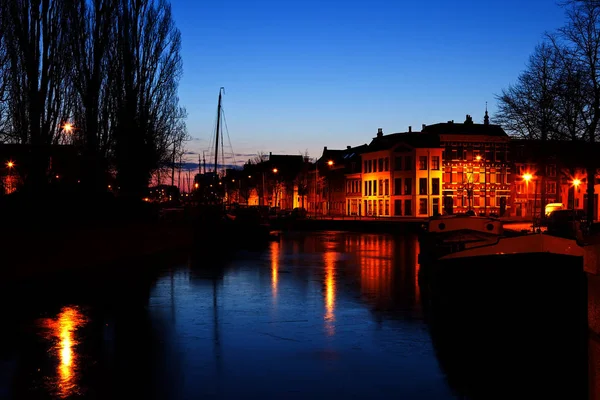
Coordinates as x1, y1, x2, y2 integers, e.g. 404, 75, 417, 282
422, 114, 508, 138
367, 131, 441, 152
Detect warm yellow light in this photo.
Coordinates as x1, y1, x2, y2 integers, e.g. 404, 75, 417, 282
523, 173, 532, 182
271, 241, 279, 302
248, 175, 252, 179
6, 161, 13, 168
573, 178, 581, 187
55, 175, 60, 179
107, 185, 112, 189
194, 183, 199, 189
37, 306, 87, 399
231, 179, 235, 183
324, 251, 336, 337
328, 160, 334, 166
475, 155, 482, 161
272, 168, 278, 173
63, 123, 73, 133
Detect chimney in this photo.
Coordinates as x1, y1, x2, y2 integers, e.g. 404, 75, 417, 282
408, 126, 412, 132
377, 128, 383, 137
347, 145, 351, 149
269, 151, 272, 158
324, 146, 327, 151
422, 124, 426, 130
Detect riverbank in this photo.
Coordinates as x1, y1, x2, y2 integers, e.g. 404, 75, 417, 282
270, 216, 533, 234
1, 221, 195, 282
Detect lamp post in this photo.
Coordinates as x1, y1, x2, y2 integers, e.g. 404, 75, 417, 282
61, 122, 74, 145
314, 161, 319, 218
476, 155, 485, 215
572, 178, 581, 213
523, 173, 537, 230
6, 161, 14, 194
327, 160, 334, 216
272, 168, 279, 209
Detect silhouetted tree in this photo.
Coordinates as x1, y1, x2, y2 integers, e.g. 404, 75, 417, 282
496, 43, 561, 141
65, 0, 118, 191
0, 0, 72, 189
110, 0, 184, 197
496, 43, 564, 215
555, 0, 600, 218
496, 0, 600, 220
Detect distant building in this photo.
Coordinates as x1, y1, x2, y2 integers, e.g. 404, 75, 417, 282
241, 152, 308, 209
312, 144, 368, 216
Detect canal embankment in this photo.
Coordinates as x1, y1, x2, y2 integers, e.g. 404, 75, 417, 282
1, 221, 195, 282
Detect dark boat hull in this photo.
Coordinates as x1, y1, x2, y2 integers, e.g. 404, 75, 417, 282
419, 252, 587, 399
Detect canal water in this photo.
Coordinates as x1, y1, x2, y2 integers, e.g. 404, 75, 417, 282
0, 231, 585, 399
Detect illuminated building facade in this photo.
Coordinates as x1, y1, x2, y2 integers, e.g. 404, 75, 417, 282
352, 127, 443, 217
423, 113, 511, 216
511, 139, 600, 220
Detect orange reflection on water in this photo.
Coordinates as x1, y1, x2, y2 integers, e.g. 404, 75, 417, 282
324, 250, 337, 336
356, 235, 393, 306
270, 240, 280, 301
39, 306, 87, 398
414, 238, 421, 304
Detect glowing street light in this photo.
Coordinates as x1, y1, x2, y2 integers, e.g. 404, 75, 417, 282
272, 168, 278, 174
475, 155, 482, 161
327, 160, 334, 166
572, 178, 581, 212
6, 161, 13, 169
522, 173, 537, 229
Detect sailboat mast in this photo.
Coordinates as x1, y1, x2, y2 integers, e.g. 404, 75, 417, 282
214, 87, 224, 175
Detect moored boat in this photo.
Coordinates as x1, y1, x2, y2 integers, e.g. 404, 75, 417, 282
417, 214, 505, 265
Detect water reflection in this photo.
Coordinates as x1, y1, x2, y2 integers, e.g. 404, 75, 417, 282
270, 240, 279, 303
39, 306, 87, 398
323, 250, 336, 336
7, 233, 458, 399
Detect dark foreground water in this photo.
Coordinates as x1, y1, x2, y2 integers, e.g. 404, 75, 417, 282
0, 231, 586, 399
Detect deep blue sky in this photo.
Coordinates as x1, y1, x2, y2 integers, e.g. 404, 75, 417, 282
171, 0, 566, 168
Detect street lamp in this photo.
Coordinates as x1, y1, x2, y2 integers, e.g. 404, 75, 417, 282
327, 160, 334, 216
272, 168, 279, 208
6, 161, 14, 193
572, 178, 581, 212
522, 173, 537, 230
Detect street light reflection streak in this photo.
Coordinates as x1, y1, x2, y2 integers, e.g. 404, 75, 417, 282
39, 306, 87, 398
324, 250, 337, 336
270, 241, 280, 303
